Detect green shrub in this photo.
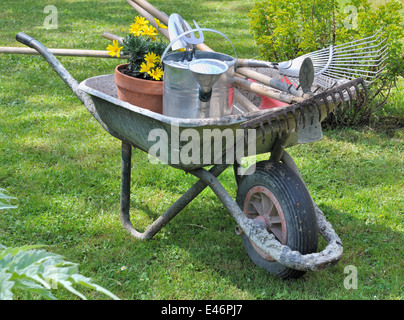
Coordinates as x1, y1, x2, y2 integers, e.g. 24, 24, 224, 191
0, 189, 17, 210
0, 244, 120, 300
249, 0, 403, 126
0, 189, 119, 300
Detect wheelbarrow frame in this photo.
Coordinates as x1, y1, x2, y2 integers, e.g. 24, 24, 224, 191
15, 32, 350, 274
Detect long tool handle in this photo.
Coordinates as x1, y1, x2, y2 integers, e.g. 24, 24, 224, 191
132, 0, 169, 25
234, 76, 303, 104
125, 0, 170, 40
102, 31, 124, 44
237, 67, 304, 98
14, 32, 130, 144
129, 0, 212, 52
0, 46, 128, 59
125, 0, 302, 108
237, 58, 273, 68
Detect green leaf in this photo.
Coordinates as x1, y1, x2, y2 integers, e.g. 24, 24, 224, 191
0, 188, 17, 209
58, 280, 87, 300
0, 270, 14, 300
13, 279, 57, 300
72, 274, 120, 300
0, 245, 47, 258
0, 246, 120, 300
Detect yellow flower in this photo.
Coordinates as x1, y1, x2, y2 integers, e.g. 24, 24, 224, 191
144, 52, 159, 65
140, 61, 155, 73
129, 23, 143, 36
142, 25, 158, 41
106, 40, 123, 57
148, 67, 164, 81
154, 18, 168, 29
134, 16, 149, 25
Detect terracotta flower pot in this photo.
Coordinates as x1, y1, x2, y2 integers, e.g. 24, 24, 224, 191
114, 64, 163, 114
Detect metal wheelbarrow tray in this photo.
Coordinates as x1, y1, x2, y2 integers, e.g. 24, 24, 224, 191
15, 32, 368, 279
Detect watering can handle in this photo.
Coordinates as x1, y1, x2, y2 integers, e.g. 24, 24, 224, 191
161, 28, 238, 70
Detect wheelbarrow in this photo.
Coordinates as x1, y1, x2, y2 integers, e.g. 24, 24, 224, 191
15, 32, 368, 279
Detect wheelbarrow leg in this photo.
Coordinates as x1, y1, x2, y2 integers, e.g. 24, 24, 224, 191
268, 132, 292, 163
190, 167, 343, 272
119, 140, 229, 239
120, 141, 133, 235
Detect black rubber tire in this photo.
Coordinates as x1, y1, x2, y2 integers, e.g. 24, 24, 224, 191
236, 160, 318, 279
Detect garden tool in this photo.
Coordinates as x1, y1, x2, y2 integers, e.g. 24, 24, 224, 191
0, 46, 129, 59
241, 77, 368, 143
182, 19, 204, 53
238, 29, 388, 89
168, 13, 204, 61
168, 14, 188, 51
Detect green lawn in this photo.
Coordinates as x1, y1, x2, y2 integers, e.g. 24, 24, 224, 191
0, 0, 403, 300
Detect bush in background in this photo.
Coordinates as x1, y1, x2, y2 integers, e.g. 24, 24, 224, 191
249, 0, 403, 127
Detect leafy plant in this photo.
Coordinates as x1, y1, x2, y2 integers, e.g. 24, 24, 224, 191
249, 0, 404, 126
107, 16, 168, 81
0, 188, 17, 210
0, 189, 119, 300
0, 244, 120, 300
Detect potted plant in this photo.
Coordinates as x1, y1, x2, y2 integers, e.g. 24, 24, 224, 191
107, 16, 168, 114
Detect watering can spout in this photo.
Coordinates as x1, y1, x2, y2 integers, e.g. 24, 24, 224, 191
161, 27, 237, 119
188, 59, 229, 117
189, 59, 229, 95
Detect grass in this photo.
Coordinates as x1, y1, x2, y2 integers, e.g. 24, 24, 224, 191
0, 0, 403, 300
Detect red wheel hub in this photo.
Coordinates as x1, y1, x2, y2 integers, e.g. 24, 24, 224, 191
243, 186, 287, 261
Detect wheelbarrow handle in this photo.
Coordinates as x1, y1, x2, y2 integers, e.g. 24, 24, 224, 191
16, 32, 36, 48
15, 32, 130, 144
15, 32, 84, 96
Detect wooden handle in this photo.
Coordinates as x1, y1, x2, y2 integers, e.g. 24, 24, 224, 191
237, 58, 272, 68
131, 0, 169, 25
128, 0, 213, 52
102, 31, 124, 44
234, 89, 260, 112
234, 75, 302, 104
0, 46, 128, 59
125, 0, 170, 40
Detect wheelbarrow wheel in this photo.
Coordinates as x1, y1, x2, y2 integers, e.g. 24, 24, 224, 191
236, 160, 318, 279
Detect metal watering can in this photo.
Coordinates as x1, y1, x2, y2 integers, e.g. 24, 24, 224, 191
161, 28, 237, 119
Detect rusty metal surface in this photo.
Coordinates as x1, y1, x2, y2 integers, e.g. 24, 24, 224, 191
191, 166, 343, 272
14, 31, 368, 169
78, 75, 367, 171
240, 77, 368, 143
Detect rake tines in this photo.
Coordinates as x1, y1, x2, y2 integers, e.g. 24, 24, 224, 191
241, 78, 368, 144
273, 29, 388, 89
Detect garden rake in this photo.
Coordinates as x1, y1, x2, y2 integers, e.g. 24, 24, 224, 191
241, 29, 388, 89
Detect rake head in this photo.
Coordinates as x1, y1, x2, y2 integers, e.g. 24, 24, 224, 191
274, 29, 388, 89
241, 78, 368, 143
